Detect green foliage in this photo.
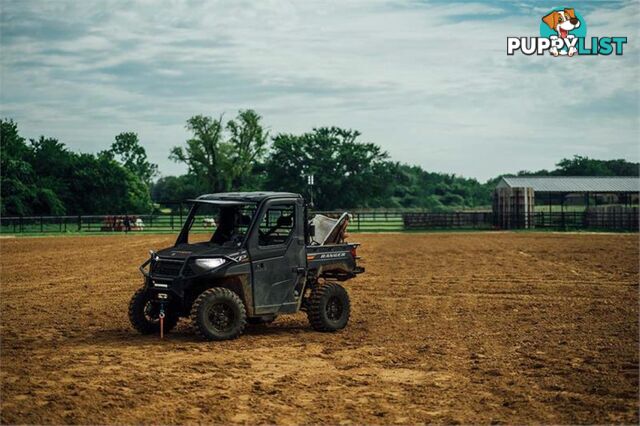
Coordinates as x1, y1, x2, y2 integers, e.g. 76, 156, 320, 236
4, 114, 639, 216
157, 113, 639, 211
68, 153, 152, 214
170, 110, 268, 192
170, 115, 225, 191
1, 119, 44, 216
108, 132, 158, 185
383, 164, 490, 210
0, 119, 153, 216
264, 127, 394, 209
151, 174, 208, 203
553, 155, 639, 176
0, 120, 66, 215
495, 155, 640, 179
225, 110, 269, 189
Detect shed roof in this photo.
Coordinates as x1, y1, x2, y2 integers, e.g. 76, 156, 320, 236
496, 176, 640, 193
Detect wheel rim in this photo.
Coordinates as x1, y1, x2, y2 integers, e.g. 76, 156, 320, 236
207, 302, 235, 332
143, 301, 159, 323
326, 296, 343, 321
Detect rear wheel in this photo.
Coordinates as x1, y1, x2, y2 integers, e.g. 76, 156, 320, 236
128, 287, 178, 334
307, 283, 350, 332
190, 287, 247, 341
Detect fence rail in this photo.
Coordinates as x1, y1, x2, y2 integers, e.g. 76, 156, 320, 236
1, 209, 637, 234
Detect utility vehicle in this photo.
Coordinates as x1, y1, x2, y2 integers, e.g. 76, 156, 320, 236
129, 192, 364, 340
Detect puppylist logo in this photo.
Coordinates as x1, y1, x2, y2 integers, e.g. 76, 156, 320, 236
508, 7, 627, 56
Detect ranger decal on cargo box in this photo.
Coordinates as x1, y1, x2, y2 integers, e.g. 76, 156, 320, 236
318, 252, 347, 259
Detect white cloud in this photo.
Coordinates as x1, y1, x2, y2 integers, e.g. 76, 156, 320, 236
0, 0, 638, 181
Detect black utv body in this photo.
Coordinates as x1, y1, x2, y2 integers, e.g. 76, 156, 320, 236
129, 192, 364, 340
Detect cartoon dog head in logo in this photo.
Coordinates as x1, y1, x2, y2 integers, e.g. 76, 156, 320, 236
542, 8, 581, 56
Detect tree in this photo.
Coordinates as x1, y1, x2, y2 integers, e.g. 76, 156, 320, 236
170, 110, 268, 192
68, 153, 152, 214
554, 155, 639, 176
500, 156, 640, 179
151, 175, 207, 204
265, 127, 393, 209
109, 132, 158, 186
225, 109, 269, 189
29, 136, 74, 212
0, 120, 59, 215
0, 119, 154, 215
388, 164, 490, 210
1, 119, 31, 215
170, 115, 225, 191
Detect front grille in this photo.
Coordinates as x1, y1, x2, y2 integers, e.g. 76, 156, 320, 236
151, 260, 184, 277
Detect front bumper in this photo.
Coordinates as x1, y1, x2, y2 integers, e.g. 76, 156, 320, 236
139, 255, 234, 301
140, 258, 186, 300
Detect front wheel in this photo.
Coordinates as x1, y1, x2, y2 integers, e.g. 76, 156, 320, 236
307, 283, 351, 332
128, 287, 179, 334
190, 287, 247, 341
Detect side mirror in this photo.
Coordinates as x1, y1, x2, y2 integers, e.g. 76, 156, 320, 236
309, 224, 315, 237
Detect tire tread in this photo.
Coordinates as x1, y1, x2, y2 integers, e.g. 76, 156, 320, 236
190, 287, 247, 340
128, 287, 178, 334
307, 283, 350, 332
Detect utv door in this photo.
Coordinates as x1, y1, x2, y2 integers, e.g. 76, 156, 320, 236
248, 198, 306, 315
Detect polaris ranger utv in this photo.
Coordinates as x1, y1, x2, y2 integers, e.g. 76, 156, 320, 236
129, 192, 364, 341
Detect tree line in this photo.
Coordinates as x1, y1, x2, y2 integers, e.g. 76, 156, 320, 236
1, 112, 638, 216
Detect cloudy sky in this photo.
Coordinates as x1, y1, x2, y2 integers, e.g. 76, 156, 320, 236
1, 0, 638, 181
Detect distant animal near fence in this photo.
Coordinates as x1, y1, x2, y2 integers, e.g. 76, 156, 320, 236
1, 208, 637, 234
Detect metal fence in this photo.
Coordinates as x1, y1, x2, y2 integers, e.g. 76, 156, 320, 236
532, 210, 639, 230
0, 209, 637, 234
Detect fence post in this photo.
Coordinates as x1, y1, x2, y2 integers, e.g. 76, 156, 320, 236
77, 215, 82, 232
19, 216, 23, 233
170, 212, 174, 230
357, 212, 361, 232
40, 216, 43, 232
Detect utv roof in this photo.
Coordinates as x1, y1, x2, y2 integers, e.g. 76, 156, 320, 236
192, 192, 302, 203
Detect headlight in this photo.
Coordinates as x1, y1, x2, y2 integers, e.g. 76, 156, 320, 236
194, 258, 226, 270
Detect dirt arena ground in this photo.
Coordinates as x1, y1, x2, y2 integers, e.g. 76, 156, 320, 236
1, 232, 638, 424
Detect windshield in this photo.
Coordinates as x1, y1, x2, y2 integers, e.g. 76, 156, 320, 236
183, 202, 257, 246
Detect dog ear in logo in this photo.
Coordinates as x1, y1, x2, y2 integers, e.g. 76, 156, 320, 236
564, 8, 576, 19
542, 10, 559, 32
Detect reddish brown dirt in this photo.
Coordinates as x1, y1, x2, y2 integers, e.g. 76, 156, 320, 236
1, 233, 638, 424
